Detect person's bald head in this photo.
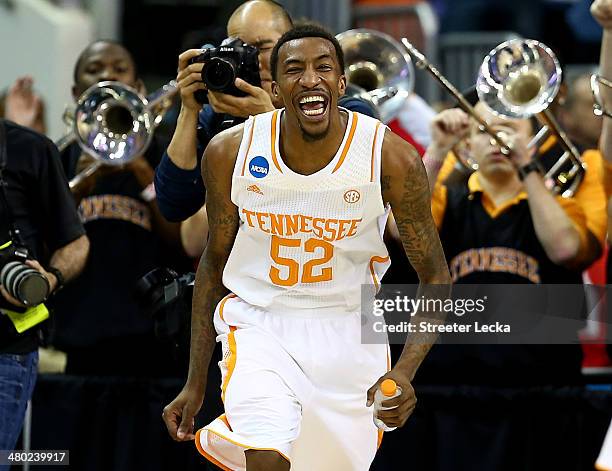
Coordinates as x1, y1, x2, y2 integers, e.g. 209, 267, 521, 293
228, 0, 292, 36
72, 40, 140, 99
227, 0, 293, 97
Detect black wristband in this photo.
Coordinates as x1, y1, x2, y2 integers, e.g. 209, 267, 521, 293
518, 161, 542, 181
47, 266, 65, 292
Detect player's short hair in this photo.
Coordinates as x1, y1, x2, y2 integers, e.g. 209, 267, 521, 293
270, 23, 345, 81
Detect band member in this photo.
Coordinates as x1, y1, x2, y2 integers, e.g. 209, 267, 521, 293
425, 99, 607, 271
50, 40, 186, 377
417, 99, 606, 388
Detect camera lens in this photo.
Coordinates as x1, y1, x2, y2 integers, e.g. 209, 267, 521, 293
202, 57, 237, 91
16, 270, 49, 305
0, 261, 49, 306
1, 261, 24, 295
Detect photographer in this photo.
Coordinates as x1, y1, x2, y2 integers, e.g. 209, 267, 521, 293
155, 0, 377, 222
0, 118, 89, 454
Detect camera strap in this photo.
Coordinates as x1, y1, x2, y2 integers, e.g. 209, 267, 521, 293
0, 119, 25, 246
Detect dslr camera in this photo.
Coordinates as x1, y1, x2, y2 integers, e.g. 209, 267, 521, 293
190, 37, 261, 104
135, 267, 194, 365
0, 242, 49, 310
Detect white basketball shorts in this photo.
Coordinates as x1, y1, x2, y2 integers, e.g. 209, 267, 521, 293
195, 293, 389, 471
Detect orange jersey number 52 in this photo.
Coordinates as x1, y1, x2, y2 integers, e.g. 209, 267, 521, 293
270, 235, 333, 286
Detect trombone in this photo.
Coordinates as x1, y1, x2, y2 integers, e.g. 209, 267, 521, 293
56, 80, 178, 189
591, 74, 612, 119
403, 38, 585, 197
401, 38, 512, 156
477, 39, 585, 197
336, 29, 414, 123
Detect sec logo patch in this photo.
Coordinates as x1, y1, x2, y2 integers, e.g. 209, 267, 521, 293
249, 156, 269, 178
344, 190, 360, 203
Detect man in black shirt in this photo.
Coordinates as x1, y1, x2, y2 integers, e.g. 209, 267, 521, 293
0, 119, 89, 453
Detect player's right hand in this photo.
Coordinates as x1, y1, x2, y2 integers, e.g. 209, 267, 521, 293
366, 369, 417, 429
592, 0, 612, 30
162, 385, 204, 441
176, 49, 208, 112
430, 108, 471, 154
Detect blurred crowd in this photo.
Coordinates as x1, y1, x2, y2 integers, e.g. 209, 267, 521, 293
1, 0, 612, 462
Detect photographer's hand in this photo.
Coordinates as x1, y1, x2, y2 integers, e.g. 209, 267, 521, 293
177, 49, 208, 113
208, 78, 275, 118
166, 50, 205, 172
0, 260, 57, 308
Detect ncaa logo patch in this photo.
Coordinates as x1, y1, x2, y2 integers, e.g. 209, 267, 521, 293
344, 190, 360, 203
249, 156, 269, 179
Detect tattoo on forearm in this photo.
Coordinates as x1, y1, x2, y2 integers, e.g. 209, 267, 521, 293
394, 164, 441, 274
187, 152, 239, 386
381, 176, 391, 191
188, 249, 228, 385
383, 143, 451, 378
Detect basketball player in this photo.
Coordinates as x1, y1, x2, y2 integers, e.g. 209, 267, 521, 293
162, 24, 450, 471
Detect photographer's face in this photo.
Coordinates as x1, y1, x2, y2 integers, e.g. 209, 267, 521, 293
73, 42, 139, 99
228, 15, 287, 98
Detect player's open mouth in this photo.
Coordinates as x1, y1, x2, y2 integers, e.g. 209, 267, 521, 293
297, 94, 328, 120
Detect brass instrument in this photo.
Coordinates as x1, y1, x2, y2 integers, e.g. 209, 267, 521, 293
477, 39, 585, 197
56, 80, 177, 189
403, 38, 584, 196
401, 38, 513, 160
337, 29, 414, 123
591, 74, 612, 119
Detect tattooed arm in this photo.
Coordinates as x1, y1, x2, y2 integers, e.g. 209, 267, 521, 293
366, 130, 451, 429
162, 124, 242, 442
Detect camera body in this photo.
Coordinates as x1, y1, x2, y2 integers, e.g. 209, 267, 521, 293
189, 37, 261, 104
0, 242, 49, 310
135, 267, 194, 367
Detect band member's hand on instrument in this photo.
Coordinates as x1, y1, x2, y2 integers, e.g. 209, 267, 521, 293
366, 369, 417, 428
4, 76, 45, 133
505, 132, 534, 169
208, 78, 275, 118
162, 385, 205, 441
592, 0, 612, 30
176, 49, 208, 113
429, 108, 471, 156
423, 108, 471, 186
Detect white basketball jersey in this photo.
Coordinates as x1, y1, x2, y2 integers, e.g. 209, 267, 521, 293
223, 108, 391, 312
